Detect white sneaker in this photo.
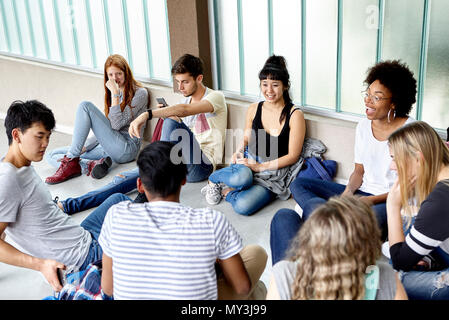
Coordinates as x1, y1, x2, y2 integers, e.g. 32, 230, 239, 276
201, 182, 223, 205
294, 203, 303, 218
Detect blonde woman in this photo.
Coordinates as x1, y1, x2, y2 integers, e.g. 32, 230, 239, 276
45, 54, 149, 184
387, 121, 449, 300
268, 196, 407, 300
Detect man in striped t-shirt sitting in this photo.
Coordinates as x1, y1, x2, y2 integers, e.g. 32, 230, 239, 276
99, 141, 267, 300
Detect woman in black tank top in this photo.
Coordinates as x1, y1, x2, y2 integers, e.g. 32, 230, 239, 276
201, 55, 306, 216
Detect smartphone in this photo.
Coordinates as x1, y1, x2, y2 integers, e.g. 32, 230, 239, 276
156, 97, 168, 107
57, 268, 66, 287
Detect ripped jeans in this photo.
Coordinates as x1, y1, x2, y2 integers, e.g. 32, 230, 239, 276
399, 266, 449, 300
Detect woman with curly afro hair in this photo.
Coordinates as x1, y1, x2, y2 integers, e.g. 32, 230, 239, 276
271, 60, 417, 266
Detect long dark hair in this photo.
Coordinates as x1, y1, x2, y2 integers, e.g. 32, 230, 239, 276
258, 55, 293, 124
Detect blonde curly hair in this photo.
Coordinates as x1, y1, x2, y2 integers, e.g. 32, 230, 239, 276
289, 196, 381, 300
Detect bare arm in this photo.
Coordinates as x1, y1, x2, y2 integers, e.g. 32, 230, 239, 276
0, 222, 65, 291
342, 163, 365, 195
128, 99, 214, 138
217, 253, 251, 296
394, 272, 408, 300
101, 253, 113, 297
265, 274, 281, 300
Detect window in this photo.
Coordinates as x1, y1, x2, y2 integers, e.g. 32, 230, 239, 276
211, 0, 449, 130
0, 0, 172, 83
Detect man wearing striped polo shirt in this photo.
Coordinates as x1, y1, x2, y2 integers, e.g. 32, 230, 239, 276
99, 141, 267, 300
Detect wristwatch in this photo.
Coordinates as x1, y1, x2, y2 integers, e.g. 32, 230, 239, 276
147, 109, 153, 121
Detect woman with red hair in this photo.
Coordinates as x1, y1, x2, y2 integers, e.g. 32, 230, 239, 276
45, 54, 149, 184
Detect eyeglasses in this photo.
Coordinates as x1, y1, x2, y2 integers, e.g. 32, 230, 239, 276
362, 91, 391, 104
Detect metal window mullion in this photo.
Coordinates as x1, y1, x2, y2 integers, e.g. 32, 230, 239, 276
121, 0, 133, 69
237, 0, 245, 95
24, 0, 36, 56
212, 0, 222, 89
11, 0, 24, 54
53, 0, 65, 62
102, 0, 113, 55
142, 0, 153, 78
0, 0, 11, 51
164, 0, 172, 73
268, 0, 273, 56
416, 0, 431, 121
68, 0, 80, 65
301, 0, 307, 107
335, 0, 343, 113
84, 0, 97, 69
38, 0, 51, 59
376, 0, 385, 62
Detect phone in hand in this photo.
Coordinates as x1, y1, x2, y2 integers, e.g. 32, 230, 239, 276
57, 268, 66, 287
156, 97, 168, 107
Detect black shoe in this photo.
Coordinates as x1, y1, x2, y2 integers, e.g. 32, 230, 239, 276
88, 157, 113, 179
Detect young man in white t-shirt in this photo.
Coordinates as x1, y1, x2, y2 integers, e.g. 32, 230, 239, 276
99, 141, 267, 300
56, 54, 227, 214
0, 100, 112, 292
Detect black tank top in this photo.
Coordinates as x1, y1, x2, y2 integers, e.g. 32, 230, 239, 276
247, 101, 299, 162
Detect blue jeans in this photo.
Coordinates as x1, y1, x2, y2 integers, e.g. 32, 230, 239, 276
61, 167, 139, 214
209, 164, 276, 216
399, 267, 449, 300
47, 101, 139, 170
78, 193, 131, 270
270, 208, 303, 265
290, 177, 388, 240
161, 118, 213, 182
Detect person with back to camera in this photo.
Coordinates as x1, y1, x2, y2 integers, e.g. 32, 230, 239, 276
267, 196, 408, 300
99, 141, 267, 300
289, 60, 417, 241
386, 121, 449, 300
200, 55, 306, 216
45, 54, 149, 184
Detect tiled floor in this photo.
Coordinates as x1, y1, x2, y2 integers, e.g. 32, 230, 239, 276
0, 121, 296, 299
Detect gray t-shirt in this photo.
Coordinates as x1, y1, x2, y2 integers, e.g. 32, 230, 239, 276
0, 162, 91, 266
272, 259, 397, 300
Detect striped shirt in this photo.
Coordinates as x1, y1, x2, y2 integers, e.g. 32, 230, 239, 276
98, 200, 243, 300
390, 180, 449, 271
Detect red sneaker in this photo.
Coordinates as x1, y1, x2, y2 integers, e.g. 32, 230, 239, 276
45, 156, 81, 184
86, 156, 112, 179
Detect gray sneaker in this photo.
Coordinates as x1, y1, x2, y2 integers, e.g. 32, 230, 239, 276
201, 182, 223, 205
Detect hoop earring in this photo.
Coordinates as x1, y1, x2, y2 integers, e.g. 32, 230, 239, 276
387, 109, 396, 123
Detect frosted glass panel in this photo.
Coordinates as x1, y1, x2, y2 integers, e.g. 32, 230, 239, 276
14, 0, 33, 56
56, 0, 76, 64
382, 0, 423, 119
126, 0, 148, 77
147, 0, 171, 80
422, 0, 449, 130
272, 0, 302, 104
106, 0, 127, 59
340, 0, 378, 114
305, 0, 337, 109
41, 0, 61, 62
241, 0, 269, 96
72, 0, 93, 67
28, 0, 47, 59
89, 0, 109, 69
3, 0, 21, 54
215, 0, 240, 93
0, 6, 8, 51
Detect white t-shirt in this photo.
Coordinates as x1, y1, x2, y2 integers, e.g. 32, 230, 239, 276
0, 161, 91, 266
181, 88, 227, 169
354, 117, 415, 195
98, 200, 243, 300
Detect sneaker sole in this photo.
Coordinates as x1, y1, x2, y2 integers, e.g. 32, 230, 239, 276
45, 172, 82, 185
